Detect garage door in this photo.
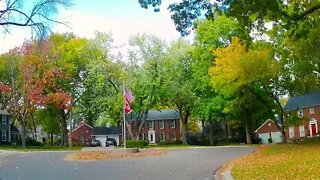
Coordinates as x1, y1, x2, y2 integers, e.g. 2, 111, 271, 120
258, 132, 283, 144
95, 136, 107, 146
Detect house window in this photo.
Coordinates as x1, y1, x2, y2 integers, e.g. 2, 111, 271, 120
297, 109, 303, 118
310, 107, 315, 115
170, 132, 176, 141
148, 121, 154, 129
299, 125, 305, 137
289, 126, 294, 139
2, 115, 6, 124
1, 130, 6, 142
170, 120, 175, 129
160, 132, 165, 142
159, 120, 164, 129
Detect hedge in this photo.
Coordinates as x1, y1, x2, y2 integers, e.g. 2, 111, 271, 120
126, 140, 148, 148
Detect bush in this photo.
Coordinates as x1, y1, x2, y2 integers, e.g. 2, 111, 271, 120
126, 140, 148, 148
17, 137, 44, 146
268, 138, 273, 144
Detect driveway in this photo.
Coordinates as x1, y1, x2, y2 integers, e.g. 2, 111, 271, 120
0, 146, 254, 180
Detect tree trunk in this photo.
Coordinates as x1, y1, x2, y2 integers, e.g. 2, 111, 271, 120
245, 118, 252, 144
181, 122, 188, 145
21, 119, 27, 148
224, 121, 229, 144
201, 119, 205, 137
209, 121, 214, 145
59, 110, 68, 147
50, 133, 53, 146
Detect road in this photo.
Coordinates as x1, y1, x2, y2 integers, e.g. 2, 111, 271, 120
0, 146, 254, 180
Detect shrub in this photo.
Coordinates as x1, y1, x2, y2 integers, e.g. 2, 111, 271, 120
268, 138, 273, 144
126, 140, 148, 148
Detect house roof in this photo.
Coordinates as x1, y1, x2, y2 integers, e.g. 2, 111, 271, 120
284, 92, 320, 111
92, 126, 122, 135
255, 119, 281, 133
10, 124, 20, 133
125, 109, 180, 121
71, 121, 93, 133
0, 109, 9, 115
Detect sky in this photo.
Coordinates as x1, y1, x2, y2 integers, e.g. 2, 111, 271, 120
0, 0, 183, 54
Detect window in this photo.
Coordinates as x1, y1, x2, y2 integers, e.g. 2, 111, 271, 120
1, 115, 6, 124
1, 130, 6, 142
297, 109, 303, 118
159, 120, 164, 129
170, 120, 175, 129
289, 126, 294, 139
170, 132, 176, 141
148, 121, 154, 129
310, 107, 315, 115
299, 125, 305, 137
160, 132, 165, 142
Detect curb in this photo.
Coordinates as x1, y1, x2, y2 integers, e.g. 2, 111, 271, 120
214, 166, 233, 180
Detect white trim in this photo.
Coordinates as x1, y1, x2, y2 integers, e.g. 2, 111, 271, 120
310, 107, 315, 114
299, 125, 305, 137
159, 120, 164, 129
2, 115, 6, 124
160, 132, 165, 142
71, 122, 93, 133
255, 119, 273, 133
2, 130, 6, 142
289, 126, 294, 139
309, 118, 318, 137
148, 121, 154, 130
170, 120, 175, 129
148, 130, 155, 144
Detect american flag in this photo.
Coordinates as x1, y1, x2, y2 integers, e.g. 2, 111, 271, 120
124, 87, 134, 103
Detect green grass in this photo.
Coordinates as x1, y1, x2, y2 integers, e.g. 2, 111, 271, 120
0, 145, 82, 152
231, 139, 320, 179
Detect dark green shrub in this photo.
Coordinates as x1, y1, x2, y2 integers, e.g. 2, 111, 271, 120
268, 138, 273, 144
126, 140, 148, 148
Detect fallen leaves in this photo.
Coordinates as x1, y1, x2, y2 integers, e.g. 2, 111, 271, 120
231, 143, 320, 179
65, 150, 168, 161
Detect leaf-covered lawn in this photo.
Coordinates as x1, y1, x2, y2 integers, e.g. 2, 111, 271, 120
231, 142, 320, 179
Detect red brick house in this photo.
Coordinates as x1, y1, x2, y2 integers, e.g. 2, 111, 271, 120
284, 93, 320, 141
255, 119, 283, 144
125, 109, 181, 144
69, 121, 93, 145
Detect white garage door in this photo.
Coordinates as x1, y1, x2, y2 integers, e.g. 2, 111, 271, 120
258, 132, 282, 144
95, 136, 107, 146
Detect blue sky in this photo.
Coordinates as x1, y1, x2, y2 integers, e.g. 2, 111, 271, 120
0, 0, 182, 53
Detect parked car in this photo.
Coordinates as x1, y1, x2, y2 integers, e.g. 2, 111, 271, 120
89, 140, 102, 147
106, 138, 117, 146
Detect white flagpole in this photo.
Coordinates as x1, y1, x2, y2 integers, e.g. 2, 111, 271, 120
123, 80, 126, 149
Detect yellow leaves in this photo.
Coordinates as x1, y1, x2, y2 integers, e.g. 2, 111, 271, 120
209, 36, 277, 96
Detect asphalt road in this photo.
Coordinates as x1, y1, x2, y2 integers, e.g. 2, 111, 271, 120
0, 146, 254, 180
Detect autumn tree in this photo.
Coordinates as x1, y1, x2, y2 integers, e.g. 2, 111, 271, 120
209, 37, 284, 143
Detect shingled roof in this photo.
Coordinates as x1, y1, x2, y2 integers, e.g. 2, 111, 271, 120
284, 93, 320, 111
92, 126, 122, 135
125, 109, 180, 121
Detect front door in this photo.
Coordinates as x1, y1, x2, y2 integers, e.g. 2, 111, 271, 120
311, 124, 317, 136
148, 130, 155, 144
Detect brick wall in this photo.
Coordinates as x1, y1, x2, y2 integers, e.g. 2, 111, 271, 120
256, 120, 281, 134
70, 122, 92, 145
285, 105, 320, 141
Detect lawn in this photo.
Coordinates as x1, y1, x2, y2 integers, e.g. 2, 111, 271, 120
231, 140, 320, 179
0, 145, 82, 152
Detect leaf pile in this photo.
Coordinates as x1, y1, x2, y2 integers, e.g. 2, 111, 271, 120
66, 150, 167, 161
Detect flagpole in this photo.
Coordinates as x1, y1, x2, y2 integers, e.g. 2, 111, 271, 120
123, 80, 126, 149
